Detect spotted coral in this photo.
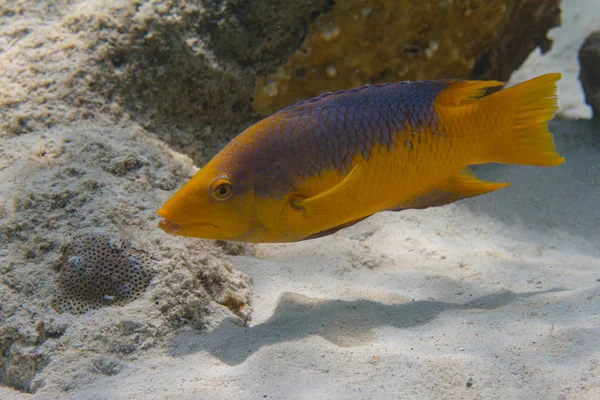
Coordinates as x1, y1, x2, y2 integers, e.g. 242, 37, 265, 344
52, 234, 155, 314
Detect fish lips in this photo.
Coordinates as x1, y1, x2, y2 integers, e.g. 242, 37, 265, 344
158, 218, 219, 237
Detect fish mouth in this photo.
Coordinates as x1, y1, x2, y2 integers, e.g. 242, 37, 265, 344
158, 218, 218, 236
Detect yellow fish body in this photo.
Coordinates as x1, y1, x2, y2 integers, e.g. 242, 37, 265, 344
158, 73, 565, 243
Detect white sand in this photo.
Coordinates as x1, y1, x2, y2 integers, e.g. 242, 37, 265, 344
9, 120, 596, 400
508, 0, 600, 119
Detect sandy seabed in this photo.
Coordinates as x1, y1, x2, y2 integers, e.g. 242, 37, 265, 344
4, 120, 597, 400
41, 120, 600, 400
1, 1, 600, 399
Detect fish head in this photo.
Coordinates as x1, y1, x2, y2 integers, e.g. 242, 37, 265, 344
157, 159, 260, 241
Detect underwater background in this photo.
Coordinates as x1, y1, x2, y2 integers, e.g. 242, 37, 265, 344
1, 1, 599, 398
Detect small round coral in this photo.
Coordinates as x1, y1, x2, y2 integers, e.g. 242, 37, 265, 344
52, 235, 155, 314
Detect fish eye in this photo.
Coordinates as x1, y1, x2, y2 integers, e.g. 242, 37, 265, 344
210, 178, 233, 201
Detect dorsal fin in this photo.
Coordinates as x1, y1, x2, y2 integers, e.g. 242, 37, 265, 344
435, 80, 505, 106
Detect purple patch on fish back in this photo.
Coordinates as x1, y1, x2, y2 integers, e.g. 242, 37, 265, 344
227, 80, 451, 198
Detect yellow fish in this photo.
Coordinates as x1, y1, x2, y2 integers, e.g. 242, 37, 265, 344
158, 73, 565, 243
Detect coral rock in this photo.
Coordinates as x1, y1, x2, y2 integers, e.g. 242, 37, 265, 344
253, 0, 561, 115
0, 125, 252, 393
579, 31, 600, 118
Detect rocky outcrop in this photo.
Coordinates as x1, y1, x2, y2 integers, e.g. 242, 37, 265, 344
579, 31, 600, 118
0, 125, 252, 393
253, 0, 562, 115
0, 0, 561, 165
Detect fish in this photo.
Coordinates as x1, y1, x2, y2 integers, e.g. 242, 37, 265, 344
157, 73, 565, 243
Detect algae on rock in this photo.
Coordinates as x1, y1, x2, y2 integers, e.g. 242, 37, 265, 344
253, 0, 561, 114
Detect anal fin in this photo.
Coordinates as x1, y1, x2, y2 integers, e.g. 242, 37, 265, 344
391, 168, 510, 211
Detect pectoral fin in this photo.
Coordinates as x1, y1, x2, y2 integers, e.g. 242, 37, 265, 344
391, 168, 510, 211
293, 164, 364, 218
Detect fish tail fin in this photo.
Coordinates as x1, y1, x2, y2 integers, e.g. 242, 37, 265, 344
482, 73, 565, 167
